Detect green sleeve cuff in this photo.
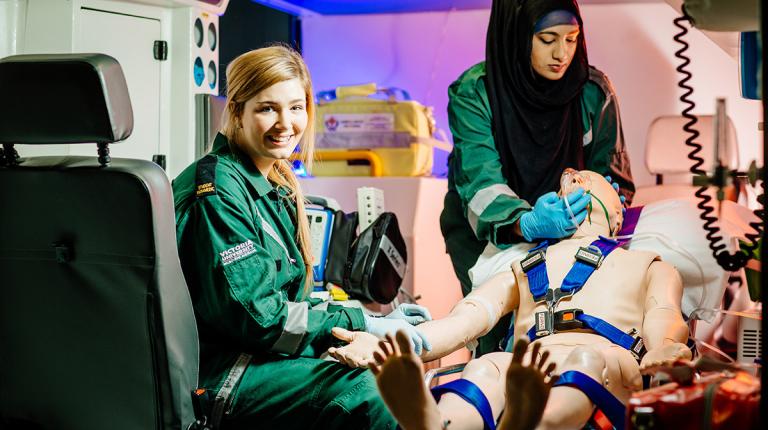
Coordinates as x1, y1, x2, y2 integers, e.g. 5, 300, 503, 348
344, 307, 367, 331
492, 208, 528, 248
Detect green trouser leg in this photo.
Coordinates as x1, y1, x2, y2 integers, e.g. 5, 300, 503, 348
441, 191, 513, 358
220, 355, 396, 430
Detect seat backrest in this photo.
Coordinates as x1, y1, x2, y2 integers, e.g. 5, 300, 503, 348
645, 115, 739, 183
0, 54, 198, 430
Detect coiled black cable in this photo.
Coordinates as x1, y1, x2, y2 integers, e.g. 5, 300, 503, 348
673, 16, 762, 272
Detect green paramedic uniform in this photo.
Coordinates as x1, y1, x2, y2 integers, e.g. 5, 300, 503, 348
173, 133, 396, 430
440, 63, 634, 354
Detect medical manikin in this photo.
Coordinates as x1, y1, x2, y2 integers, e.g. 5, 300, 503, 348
330, 170, 692, 430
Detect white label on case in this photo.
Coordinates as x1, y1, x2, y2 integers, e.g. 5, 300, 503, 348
324, 113, 394, 132
380, 235, 406, 279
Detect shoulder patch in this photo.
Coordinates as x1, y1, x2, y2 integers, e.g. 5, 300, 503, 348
195, 155, 218, 198
587, 66, 614, 98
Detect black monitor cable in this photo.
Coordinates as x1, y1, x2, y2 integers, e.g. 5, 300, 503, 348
672, 15, 763, 272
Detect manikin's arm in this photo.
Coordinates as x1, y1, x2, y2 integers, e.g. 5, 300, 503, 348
329, 271, 519, 366
639, 260, 692, 370
417, 270, 519, 362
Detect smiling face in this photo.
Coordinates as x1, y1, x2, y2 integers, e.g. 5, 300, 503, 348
530, 24, 580, 80
237, 78, 308, 176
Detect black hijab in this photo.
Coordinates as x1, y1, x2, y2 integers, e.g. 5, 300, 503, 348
485, 0, 589, 203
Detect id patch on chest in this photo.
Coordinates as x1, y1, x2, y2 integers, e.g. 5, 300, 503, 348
220, 240, 257, 265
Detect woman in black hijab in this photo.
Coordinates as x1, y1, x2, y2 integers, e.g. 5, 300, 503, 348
441, 0, 634, 354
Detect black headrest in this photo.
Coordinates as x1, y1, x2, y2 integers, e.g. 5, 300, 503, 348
0, 53, 133, 145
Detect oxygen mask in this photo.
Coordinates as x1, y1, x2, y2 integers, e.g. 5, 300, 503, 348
559, 169, 592, 230
559, 169, 591, 196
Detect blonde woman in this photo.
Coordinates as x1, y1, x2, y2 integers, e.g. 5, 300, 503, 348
172, 46, 422, 429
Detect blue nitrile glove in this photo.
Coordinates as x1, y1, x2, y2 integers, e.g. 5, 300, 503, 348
519, 189, 591, 242
604, 175, 627, 214
363, 314, 432, 355
384, 303, 432, 325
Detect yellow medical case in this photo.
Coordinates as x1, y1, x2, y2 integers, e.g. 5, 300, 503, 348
312, 83, 449, 177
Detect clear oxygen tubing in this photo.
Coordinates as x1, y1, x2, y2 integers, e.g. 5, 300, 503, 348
563, 190, 612, 234
615, 231, 708, 315
562, 191, 581, 231
560, 172, 591, 231
615, 233, 745, 365
688, 308, 761, 366
688, 308, 763, 367
590, 192, 614, 236
694, 337, 737, 364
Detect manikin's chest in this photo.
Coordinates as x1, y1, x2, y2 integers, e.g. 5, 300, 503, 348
513, 238, 658, 337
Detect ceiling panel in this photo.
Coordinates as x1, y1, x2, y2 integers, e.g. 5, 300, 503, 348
251, 0, 662, 15
262, 0, 490, 15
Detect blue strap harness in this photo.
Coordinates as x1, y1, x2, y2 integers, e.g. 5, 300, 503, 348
425, 236, 646, 430
430, 379, 496, 430
555, 371, 627, 430
427, 370, 626, 430
520, 237, 647, 362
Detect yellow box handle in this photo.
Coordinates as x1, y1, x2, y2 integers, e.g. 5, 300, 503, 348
335, 83, 377, 99
315, 150, 383, 177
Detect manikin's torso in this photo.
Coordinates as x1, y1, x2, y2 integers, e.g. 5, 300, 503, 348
512, 235, 659, 363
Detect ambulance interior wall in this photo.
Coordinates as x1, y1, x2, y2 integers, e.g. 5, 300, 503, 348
302, 2, 763, 186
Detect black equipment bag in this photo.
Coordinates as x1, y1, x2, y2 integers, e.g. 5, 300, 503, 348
325, 210, 358, 288
325, 211, 407, 304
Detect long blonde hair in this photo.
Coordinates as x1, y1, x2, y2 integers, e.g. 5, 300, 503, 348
221, 45, 316, 298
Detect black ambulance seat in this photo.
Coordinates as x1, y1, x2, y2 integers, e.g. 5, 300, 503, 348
0, 54, 199, 430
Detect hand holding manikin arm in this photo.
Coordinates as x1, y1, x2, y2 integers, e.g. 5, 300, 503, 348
328, 271, 520, 366
639, 260, 692, 371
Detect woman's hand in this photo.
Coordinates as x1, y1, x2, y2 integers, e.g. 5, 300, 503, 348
383, 303, 432, 325
328, 327, 384, 368
363, 314, 432, 355
518, 189, 591, 241
604, 175, 627, 212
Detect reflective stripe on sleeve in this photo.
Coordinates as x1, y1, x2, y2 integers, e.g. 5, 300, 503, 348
467, 184, 518, 233
271, 301, 309, 354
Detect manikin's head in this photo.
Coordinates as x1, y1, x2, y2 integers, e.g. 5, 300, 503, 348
559, 168, 623, 237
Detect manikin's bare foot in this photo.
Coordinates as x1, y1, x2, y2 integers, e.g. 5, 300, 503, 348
497, 339, 558, 430
371, 330, 443, 430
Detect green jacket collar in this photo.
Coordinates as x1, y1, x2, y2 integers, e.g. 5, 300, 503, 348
211, 133, 273, 197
